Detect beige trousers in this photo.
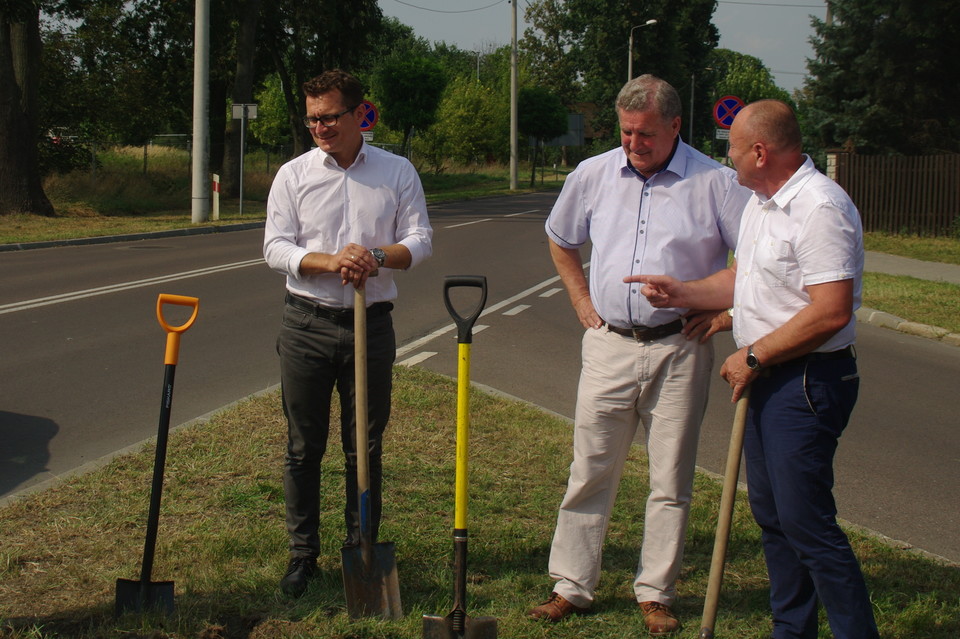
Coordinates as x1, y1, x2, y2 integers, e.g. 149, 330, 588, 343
547, 327, 714, 608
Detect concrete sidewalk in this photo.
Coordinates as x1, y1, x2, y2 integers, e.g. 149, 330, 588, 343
860, 251, 960, 347
865, 251, 960, 285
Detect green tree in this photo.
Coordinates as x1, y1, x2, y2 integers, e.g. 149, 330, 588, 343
708, 49, 792, 106
259, 0, 383, 158
518, 86, 568, 186
803, 0, 960, 154
1, 0, 53, 215
523, 0, 719, 144
370, 55, 447, 157
413, 74, 507, 173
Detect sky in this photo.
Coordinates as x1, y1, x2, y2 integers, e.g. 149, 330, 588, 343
378, 0, 829, 95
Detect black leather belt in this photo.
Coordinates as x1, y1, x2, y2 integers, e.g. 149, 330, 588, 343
285, 292, 392, 324
773, 345, 855, 368
605, 319, 684, 342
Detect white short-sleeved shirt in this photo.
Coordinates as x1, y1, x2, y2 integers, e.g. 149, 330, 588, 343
733, 155, 863, 351
263, 144, 433, 307
546, 141, 749, 328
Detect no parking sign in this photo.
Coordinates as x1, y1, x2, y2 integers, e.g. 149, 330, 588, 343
713, 95, 745, 129
359, 100, 378, 131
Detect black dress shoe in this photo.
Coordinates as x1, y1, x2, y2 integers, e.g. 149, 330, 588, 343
279, 556, 317, 597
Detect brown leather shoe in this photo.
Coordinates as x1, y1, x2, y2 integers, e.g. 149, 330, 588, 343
639, 601, 679, 636
527, 592, 588, 622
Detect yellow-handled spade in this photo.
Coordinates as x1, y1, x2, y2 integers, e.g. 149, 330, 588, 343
423, 275, 497, 639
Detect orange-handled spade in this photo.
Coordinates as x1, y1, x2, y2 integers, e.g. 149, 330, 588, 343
116, 294, 199, 616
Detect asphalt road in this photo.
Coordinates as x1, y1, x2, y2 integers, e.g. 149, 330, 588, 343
2, 190, 958, 566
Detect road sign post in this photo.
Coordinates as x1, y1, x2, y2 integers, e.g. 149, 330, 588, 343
231, 103, 258, 216
712, 96, 743, 158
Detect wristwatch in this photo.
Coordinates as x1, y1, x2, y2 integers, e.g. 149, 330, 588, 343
746, 346, 762, 371
370, 247, 386, 268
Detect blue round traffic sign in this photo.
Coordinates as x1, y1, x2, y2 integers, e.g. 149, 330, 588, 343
713, 95, 744, 129
359, 100, 378, 131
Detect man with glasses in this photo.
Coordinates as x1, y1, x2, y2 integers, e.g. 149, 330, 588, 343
264, 69, 433, 597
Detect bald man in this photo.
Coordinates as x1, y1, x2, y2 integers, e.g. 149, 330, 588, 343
627, 100, 880, 639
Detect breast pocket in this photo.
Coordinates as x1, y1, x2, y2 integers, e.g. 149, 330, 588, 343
755, 238, 794, 288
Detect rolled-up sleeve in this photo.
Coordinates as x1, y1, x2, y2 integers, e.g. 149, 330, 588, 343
395, 163, 433, 268
263, 163, 311, 279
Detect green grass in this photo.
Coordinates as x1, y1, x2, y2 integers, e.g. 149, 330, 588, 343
864, 232, 960, 266
862, 273, 960, 333
0, 367, 957, 638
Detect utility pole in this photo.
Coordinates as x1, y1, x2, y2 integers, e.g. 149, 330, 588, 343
510, 0, 518, 191
190, 0, 210, 223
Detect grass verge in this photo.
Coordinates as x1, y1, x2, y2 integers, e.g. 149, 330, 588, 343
1, 367, 958, 638
864, 233, 960, 266
862, 273, 960, 333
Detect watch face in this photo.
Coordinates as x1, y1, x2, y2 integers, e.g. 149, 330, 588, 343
746, 352, 760, 370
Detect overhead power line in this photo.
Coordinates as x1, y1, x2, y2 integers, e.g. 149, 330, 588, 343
717, 1, 824, 7
392, 0, 505, 14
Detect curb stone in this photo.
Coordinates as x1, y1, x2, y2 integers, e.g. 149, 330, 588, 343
857, 306, 959, 347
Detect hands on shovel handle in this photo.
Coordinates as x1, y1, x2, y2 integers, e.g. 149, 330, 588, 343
341, 282, 403, 620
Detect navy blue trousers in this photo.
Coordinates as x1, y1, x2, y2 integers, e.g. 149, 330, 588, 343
277, 302, 395, 558
744, 355, 879, 639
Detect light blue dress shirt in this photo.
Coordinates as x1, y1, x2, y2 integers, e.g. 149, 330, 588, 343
546, 140, 749, 328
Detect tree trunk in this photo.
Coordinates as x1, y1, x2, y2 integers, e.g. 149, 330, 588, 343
221, 0, 261, 199
0, 9, 53, 216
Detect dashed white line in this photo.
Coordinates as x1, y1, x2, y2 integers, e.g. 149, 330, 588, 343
540, 287, 563, 297
503, 304, 530, 316
395, 274, 562, 359
398, 351, 437, 367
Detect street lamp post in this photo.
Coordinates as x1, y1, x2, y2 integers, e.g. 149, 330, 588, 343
627, 19, 658, 83
688, 67, 713, 144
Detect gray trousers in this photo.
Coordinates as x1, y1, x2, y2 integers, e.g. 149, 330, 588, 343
276, 301, 395, 558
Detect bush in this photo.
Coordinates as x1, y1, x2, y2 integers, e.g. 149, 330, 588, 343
38, 136, 96, 176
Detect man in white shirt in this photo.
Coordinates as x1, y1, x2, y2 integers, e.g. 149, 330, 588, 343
630, 100, 879, 639
528, 75, 749, 636
263, 69, 432, 598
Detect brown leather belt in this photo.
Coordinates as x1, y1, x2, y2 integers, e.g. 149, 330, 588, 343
605, 319, 684, 342
285, 292, 392, 324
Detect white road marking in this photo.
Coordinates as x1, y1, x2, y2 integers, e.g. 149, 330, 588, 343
0, 258, 266, 315
445, 218, 493, 229
398, 351, 437, 367
503, 304, 530, 316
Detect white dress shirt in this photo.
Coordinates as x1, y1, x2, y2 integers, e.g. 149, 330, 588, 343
733, 155, 863, 351
546, 141, 749, 328
264, 143, 433, 307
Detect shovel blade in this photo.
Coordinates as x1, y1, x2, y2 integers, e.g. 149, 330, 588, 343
341, 542, 402, 619
422, 612, 498, 639
114, 578, 174, 617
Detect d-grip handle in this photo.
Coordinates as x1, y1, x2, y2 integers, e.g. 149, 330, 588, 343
443, 276, 488, 344
156, 294, 200, 366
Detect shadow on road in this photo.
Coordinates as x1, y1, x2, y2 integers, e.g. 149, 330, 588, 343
0, 410, 58, 498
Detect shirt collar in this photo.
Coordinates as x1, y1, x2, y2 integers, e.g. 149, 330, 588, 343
622, 137, 684, 181
313, 141, 369, 170
768, 154, 816, 210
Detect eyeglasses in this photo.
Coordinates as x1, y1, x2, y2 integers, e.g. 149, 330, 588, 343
302, 106, 358, 129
